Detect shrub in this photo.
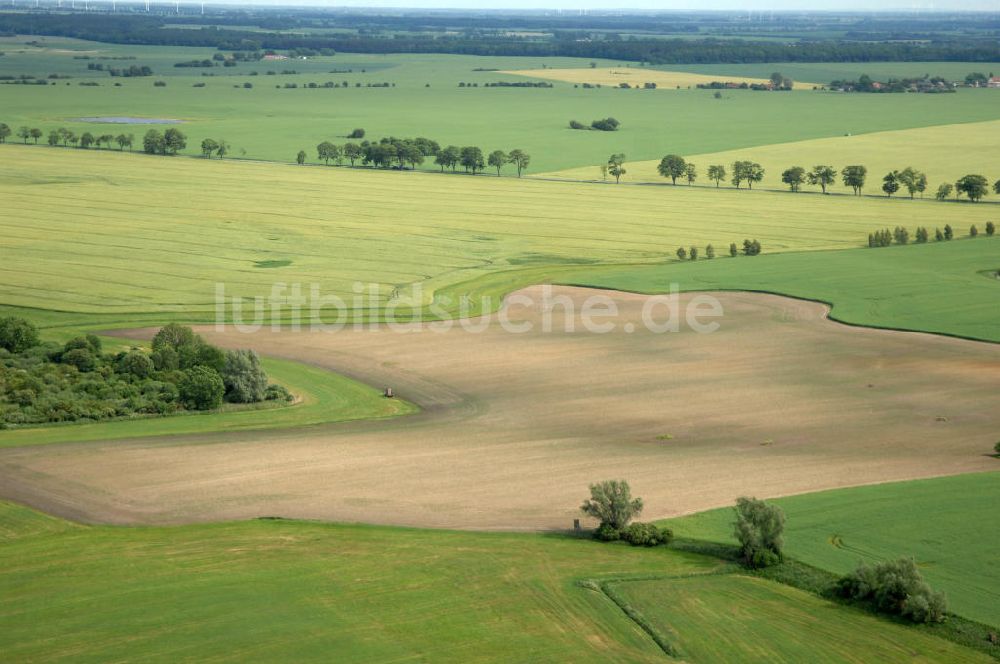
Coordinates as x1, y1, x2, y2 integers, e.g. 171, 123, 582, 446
348, 128, 365, 138
835, 557, 947, 623
0, 317, 39, 352
569, 119, 587, 130
734, 496, 785, 568
222, 349, 268, 403
994, 441, 1000, 456
61, 348, 96, 372
178, 366, 224, 410
118, 350, 154, 379
986, 221, 995, 236
264, 383, 293, 402
594, 523, 621, 541
64, 335, 101, 354
591, 117, 620, 131
621, 522, 673, 547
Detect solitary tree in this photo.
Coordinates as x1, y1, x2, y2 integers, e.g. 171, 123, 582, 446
657, 154, 687, 185
508, 149, 530, 177
841, 165, 867, 196
986, 221, 996, 236
689, 246, 698, 260
0, 123, 10, 143
79, 132, 95, 149
807, 165, 836, 194
216, 139, 230, 159
733, 496, 785, 568
994, 179, 1000, 195
115, 133, 133, 151
955, 174, 988, 202
781, 166, 805, 192
580, 480, 643, 535
296, 150, 306, 165
705, 244, 715, 259
935, 183, 953, 201
488, 150, 508, 176
676, 247, 687, 260
944, 224, 954, 240
729, 242, 738, 257
47, 130, 60, 146
970, 224, 979, 238
707, 164, 726, 187
608, 153, 627, 184
29, 128, 42, 144
882, 171, 900, 197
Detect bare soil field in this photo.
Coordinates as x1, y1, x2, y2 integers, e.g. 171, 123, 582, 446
1, 288, 997, 530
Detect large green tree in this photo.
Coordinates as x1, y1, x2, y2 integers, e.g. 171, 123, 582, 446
459, 146, 484, 174
657, 154, 687, 185
781, 166, 805, 192
955, 174, 989, 202
580, 480, 643, 532
841, 165, 867, 196
608, 153, 627, 184
806, 165, 836, 194
508, 149, 530, 177
896, 167, 927, 199
707, 164, 726, 187
732, 160, 764, 189
487, 150, 508, 176
733, 496, 785, 568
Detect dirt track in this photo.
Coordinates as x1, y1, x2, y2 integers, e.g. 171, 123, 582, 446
1, 287, 997, 530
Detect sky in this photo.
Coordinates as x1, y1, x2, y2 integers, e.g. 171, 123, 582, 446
222, 1, 999, 9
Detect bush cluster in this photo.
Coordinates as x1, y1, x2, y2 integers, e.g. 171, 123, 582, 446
835, 557, 947, 623
0, 319, 292, 427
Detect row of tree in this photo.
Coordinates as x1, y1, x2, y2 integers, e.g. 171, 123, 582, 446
308, 137, 531, 176
675, 239, 762, 261
635, 153, 1000, 202
868, 221, 994, 247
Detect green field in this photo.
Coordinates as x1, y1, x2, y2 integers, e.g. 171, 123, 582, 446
2, 37, 999, 173
665, 473, 1000, 627
2, 499, 992, 662
616, 575, 991, 663
562, 237, 1000, 343
0, 500, 714, 662
3, 145, 997, 332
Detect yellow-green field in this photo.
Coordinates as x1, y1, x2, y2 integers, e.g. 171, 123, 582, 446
3, 144, 996, 323
542, 120, 1000, 192
501, 66, 818, 89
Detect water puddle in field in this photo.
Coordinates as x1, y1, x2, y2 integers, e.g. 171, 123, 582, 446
74, 117, 182, 124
